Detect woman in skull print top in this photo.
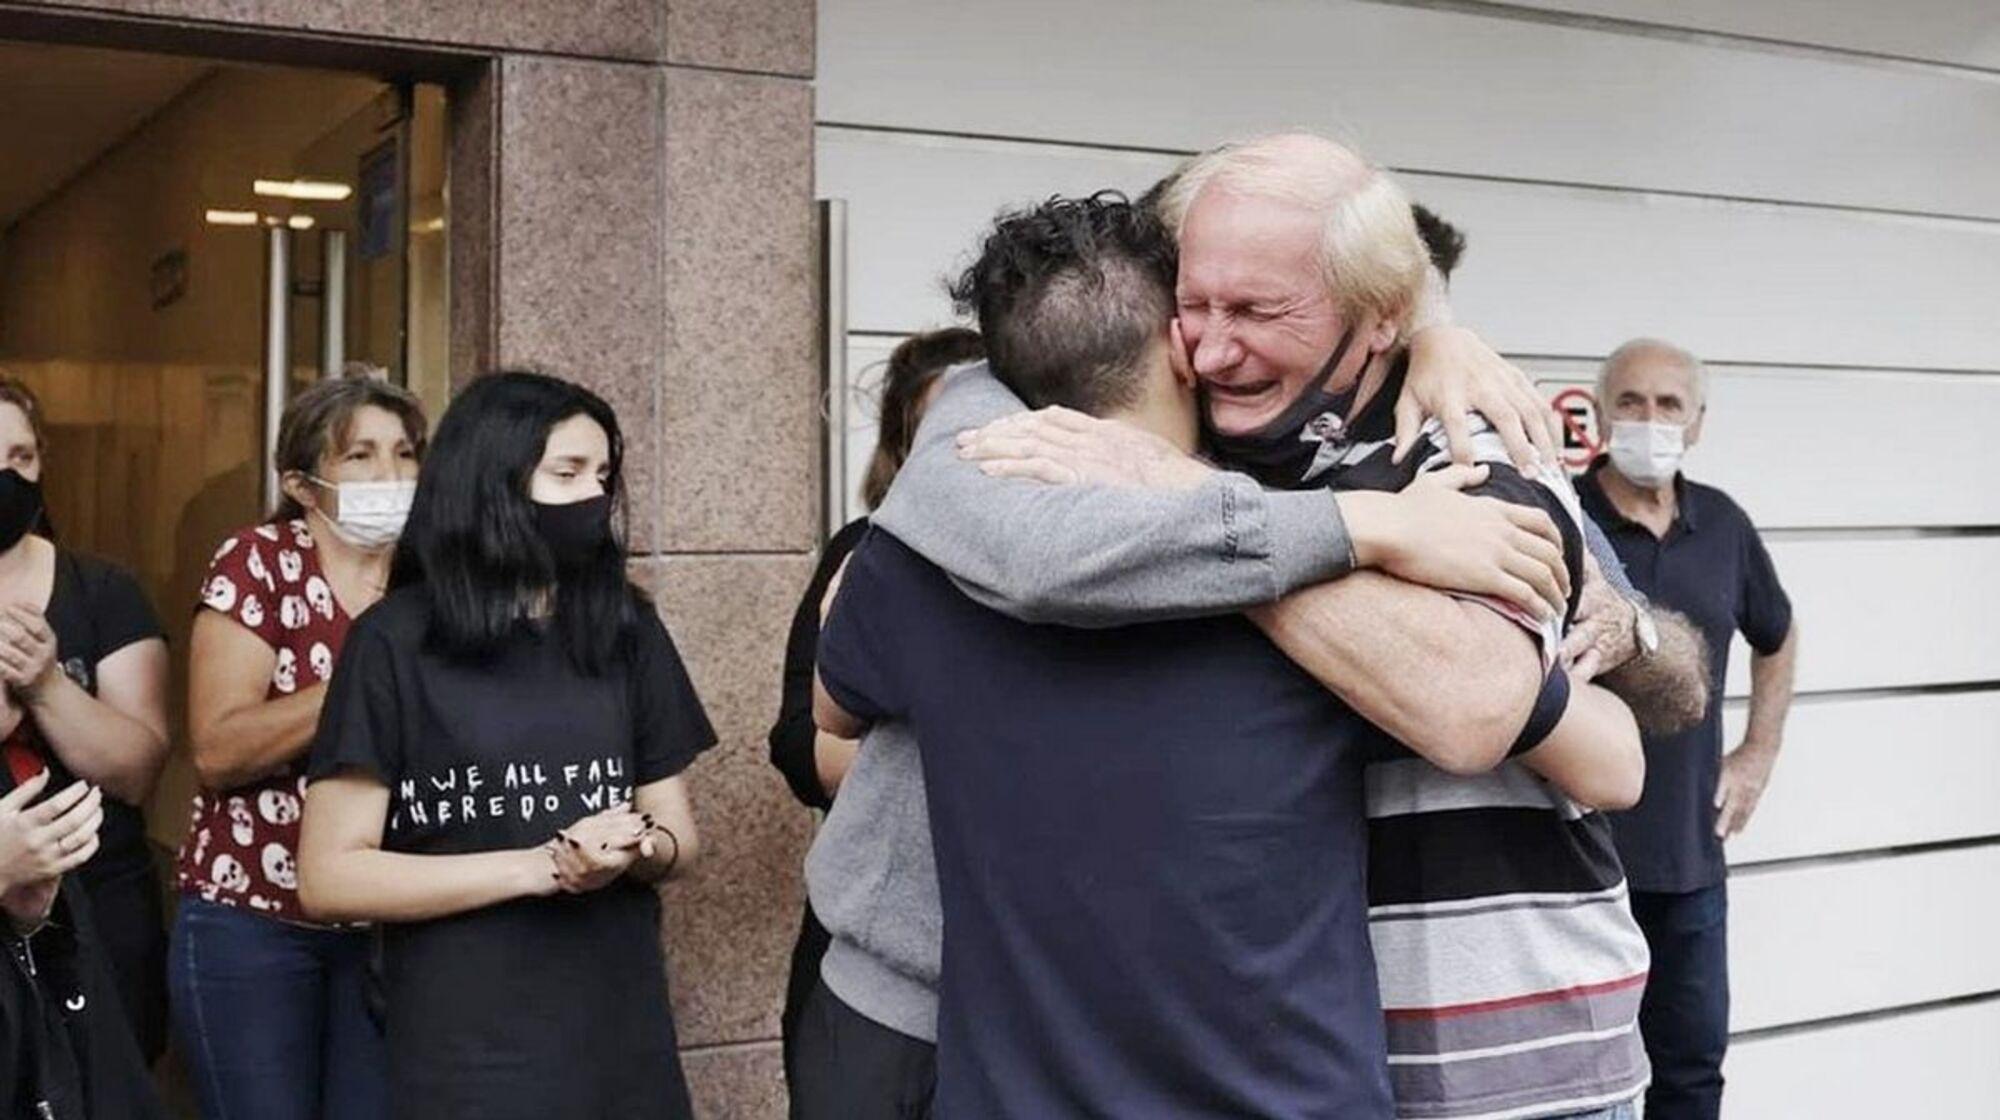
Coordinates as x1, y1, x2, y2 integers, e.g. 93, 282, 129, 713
170, 376, 426, 1120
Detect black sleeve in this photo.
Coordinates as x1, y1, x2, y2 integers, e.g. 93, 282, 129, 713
814, 532, 907, 729
78, 554, 166, 658
1735, 513, 1794, 655
306, 618, 406, 786
766, 518, 871, 810
631, 611, 718, 784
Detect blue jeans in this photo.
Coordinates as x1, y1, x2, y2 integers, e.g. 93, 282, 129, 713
1629, 883, 1730, 1120
168, 896, 388, 1120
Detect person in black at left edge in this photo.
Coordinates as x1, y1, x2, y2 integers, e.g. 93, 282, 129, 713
0, 377, 172, 1066
298, 371, 716, 1120
2, 736, 168, 1117
766, 326, 980, 1113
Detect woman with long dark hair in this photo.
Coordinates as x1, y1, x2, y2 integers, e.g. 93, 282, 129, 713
298, 371, 714, 1119
174, 375, 426, 1119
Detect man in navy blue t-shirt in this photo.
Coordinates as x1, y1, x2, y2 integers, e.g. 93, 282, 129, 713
1577, 338, 1800, 1120
815, 196, 1396, 1118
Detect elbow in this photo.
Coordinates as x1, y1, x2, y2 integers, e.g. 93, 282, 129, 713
116, 732, 173, 805
811, 681, 866, 741
189, 743, 249, 792
1600, 757, 1645, 812
1574, 695, 1647, 811
1579, 736, 1646, 812
295, 854, 366, 925
295, 866, 338, 923
1425, 719, 1516, 776
1428, 675, 1544, 776
1405, 700, 1519, 776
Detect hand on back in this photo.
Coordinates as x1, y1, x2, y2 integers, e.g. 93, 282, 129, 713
955, 407, 1211, 491
1347, 464, 1570, 621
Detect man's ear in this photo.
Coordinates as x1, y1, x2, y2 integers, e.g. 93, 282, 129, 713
1168, 319, 1196, 390
1364, 310, 1399, 355
1684, 402, 1706, 449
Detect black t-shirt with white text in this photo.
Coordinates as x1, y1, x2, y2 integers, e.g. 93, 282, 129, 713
309, 587, 715, 1120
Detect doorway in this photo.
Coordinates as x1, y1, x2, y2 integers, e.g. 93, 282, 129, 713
0, 38, 451, 856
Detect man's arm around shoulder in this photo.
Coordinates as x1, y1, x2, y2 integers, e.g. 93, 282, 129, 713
872, 363, 1348, 626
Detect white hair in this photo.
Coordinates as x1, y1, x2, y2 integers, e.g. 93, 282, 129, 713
1596, 337, 1709, 407
1155, 132, 1429, 334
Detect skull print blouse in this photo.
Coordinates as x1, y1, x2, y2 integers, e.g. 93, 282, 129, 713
173, 520, 349, 923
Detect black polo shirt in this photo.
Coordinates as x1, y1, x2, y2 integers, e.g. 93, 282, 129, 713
1576, 459, 1793, 892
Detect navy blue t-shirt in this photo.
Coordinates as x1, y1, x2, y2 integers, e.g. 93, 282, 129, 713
1577, 461, 1793, 892
818, 530, 1391, 1120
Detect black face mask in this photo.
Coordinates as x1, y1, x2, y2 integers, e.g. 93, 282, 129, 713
0, 470, 44, 552
532, 494, 612, 568
1201, 327, 1365, 489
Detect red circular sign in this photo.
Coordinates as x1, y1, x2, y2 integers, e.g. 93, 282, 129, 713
1548, 387, 1600, 472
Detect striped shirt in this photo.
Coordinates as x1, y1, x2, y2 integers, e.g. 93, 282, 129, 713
1298, 356, 1652, 1119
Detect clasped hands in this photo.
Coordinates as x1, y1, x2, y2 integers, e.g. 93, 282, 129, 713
0, 602, 60, 703
539, 803, 674, 895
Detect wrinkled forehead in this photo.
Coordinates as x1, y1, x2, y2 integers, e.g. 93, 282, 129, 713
1604, 350, 1699, 401
1176, 188, 1325, 299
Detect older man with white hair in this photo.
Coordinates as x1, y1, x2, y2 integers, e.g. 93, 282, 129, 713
1576, 338, 1800, 1120
836, 133, 1711, 1119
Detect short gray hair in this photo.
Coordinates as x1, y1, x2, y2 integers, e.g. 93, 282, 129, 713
1596, 338, 1709, 407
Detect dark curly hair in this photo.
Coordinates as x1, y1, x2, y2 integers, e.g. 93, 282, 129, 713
1411, 202, 1467, 281
948, 191, 1177, 416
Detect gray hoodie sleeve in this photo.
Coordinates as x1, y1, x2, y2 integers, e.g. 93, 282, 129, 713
869, 361, 1354, 627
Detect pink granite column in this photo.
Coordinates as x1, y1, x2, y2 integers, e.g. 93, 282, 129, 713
11, 2, 821, 1114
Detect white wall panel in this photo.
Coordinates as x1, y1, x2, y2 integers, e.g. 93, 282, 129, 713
820, 0, 2000, 218
1729, 843, 2000, 1031
1723, 537, 2000, 697
1725, 997, 2000, 1118
819, 129, 2000, 371
1722, 691, 2000, 865
1530, 363, 2000, 530
1509, 0, 2000, 72
819, 131, 1171, 335
835, 335, 905, 524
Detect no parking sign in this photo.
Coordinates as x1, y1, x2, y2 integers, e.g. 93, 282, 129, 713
1548, 386, 1600, 474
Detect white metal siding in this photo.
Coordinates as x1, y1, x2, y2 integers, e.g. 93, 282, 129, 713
817, 3, 2000, 1112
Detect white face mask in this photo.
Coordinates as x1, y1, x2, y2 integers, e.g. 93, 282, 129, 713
309, 477, 416, 551
1607, 420, 1685, 489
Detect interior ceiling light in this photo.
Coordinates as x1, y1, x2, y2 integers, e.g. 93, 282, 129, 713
287, 215, 317, 230
254, 178, 352, 201
205, 209, 260, 226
